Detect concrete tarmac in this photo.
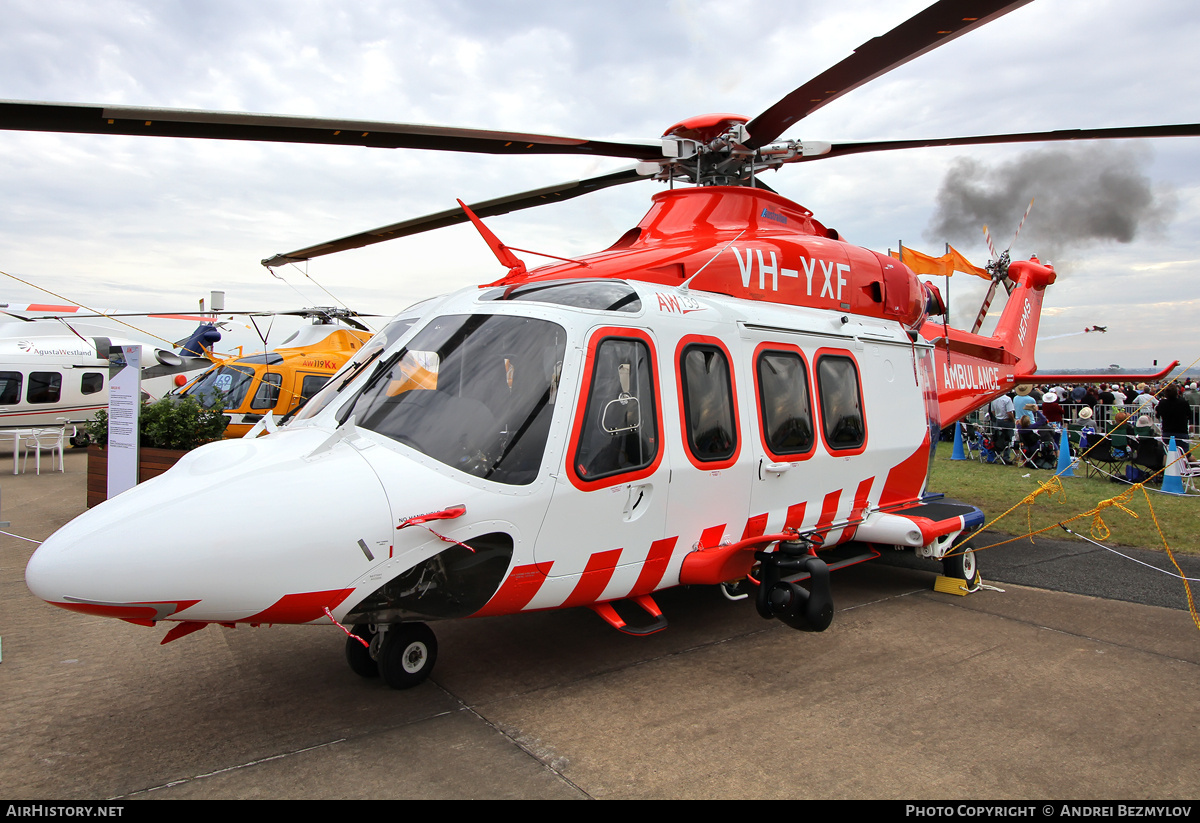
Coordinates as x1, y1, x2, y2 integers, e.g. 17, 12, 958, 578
2, 448, 1198, 800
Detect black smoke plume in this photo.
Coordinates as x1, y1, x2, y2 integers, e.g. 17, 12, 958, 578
925, 143, 1176, 261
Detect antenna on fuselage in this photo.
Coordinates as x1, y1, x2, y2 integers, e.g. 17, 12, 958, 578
679, 230, 746, 293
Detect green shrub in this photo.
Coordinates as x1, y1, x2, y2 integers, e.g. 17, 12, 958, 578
86, 395, 229, 450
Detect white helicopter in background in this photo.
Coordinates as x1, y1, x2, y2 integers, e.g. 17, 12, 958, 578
0, 302, 219, 437
13, 0, 1189, 689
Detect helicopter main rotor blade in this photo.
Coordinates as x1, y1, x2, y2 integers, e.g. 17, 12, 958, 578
0, 100, 665, 161
744, 0, 1032, 149
261, 166, 651, 267
812, 123, 1200, 160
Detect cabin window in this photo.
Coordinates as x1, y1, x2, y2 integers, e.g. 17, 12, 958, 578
573, 335, 659, 483
679, 343, 736, 463
251, 373, 282, 410
81, 372, 104, 395
816, 354, 866, 451
0, 372, 21, 405
342, 314, 567, 486
27, 372, 61, 404
299, 374, 328, 402
756, 349, 815, 457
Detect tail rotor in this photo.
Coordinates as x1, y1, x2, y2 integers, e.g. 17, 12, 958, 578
970, 198, 1034, 334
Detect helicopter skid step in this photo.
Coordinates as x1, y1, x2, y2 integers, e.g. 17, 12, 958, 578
588, 594, 669, 636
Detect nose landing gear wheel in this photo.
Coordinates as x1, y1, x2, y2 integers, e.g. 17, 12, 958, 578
377, 622, 438, 690
345, 624, 379, 679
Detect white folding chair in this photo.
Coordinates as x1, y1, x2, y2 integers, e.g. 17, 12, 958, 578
21, 426, 66, 475
1178, 449, 1200, 493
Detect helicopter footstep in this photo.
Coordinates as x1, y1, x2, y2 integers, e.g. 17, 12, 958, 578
589, 595, 669, 636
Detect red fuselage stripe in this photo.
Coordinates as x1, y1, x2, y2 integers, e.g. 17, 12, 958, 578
629, 537, 678, 598
473, 562, 554, 617
741, 513, 768, 540
562, 549, 624, 609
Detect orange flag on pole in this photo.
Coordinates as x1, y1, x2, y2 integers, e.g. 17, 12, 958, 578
890, 245, 988, 279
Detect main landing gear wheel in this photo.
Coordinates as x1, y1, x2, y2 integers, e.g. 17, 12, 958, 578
377, 623, 438, 690
345, 624, 378, 679
942, 543, 981, 589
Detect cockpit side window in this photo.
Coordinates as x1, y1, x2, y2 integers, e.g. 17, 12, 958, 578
569, 329, 661, 486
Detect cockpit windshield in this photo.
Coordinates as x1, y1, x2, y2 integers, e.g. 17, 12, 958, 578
291, 315, 419, 422
338, 314, 567, 486
184, 363, 256, 409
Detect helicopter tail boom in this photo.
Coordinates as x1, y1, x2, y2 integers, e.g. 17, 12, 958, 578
921, 256, 1056, 424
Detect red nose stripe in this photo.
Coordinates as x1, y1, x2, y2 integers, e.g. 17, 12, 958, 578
242, 589, 356, 624
48, 599, 200, 620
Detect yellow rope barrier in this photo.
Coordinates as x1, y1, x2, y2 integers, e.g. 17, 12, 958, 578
946, 426, 1200, 633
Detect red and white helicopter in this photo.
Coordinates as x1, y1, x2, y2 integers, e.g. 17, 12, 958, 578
12, 0, 1190, 688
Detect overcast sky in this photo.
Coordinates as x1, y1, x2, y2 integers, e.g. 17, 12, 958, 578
2, 0, 1198, 369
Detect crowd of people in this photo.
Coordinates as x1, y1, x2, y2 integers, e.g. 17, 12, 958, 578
968, 379, 1200, 473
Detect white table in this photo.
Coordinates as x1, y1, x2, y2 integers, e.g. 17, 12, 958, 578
1, 429, 33, 475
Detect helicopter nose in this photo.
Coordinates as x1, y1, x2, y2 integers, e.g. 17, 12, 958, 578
25, 429, 395, 624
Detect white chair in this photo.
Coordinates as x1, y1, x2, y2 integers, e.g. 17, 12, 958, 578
20, 426, 67, 475
1178, 449, 1200, 494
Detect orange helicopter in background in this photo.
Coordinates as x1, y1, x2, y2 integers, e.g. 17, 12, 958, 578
173, 307, 374, 438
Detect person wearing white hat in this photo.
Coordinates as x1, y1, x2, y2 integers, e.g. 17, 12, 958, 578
1042, 391, 1064, 425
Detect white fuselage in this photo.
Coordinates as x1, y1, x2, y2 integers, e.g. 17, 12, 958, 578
26, 280, 938, 627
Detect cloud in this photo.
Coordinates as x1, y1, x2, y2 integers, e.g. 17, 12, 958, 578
925, 143, 1177, 261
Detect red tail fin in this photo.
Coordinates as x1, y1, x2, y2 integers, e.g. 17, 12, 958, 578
920, 257, 1056, 424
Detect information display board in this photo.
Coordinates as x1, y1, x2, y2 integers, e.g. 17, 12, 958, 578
107, 344, 141, 498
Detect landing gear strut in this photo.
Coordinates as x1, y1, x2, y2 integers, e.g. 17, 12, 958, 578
754, 540, 834, 632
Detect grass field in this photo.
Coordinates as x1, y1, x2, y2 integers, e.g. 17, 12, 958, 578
926, 440, 1199, 555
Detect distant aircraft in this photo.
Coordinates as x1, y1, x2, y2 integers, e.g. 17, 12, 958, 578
1085, 325, 1107, 333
